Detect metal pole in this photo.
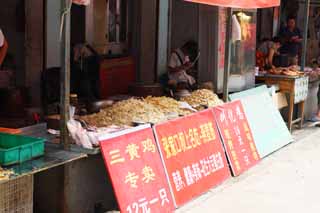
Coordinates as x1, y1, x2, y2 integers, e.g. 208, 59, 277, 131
223, 8, 233, 102
301, 0, 310, 71
60, 0, 71, 150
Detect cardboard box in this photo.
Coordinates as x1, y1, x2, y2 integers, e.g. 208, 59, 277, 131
272, 92, 288, 109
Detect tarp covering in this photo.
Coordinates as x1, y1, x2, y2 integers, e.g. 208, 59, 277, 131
185, 0, 280, 8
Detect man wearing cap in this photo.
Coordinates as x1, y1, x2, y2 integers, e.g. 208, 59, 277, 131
0, 29, 8, 66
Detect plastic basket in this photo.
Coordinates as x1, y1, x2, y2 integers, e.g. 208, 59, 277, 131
0, 128, 21, 135
0, 133, 45, 166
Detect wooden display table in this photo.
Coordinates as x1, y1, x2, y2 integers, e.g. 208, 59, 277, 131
256, 74, 309, 132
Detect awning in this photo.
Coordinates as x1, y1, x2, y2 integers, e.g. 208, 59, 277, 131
185, 0, 280, 9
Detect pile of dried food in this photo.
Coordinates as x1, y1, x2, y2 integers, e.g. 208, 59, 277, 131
144, 96, 192, 116
70, 91, 224, 149
181, 89, 224, 110
82, 98, 167, 127
81, 90, 223, 128
0, 167, 14, 181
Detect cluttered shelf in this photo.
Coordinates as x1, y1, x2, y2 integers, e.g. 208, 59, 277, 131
0, 141, 87, 185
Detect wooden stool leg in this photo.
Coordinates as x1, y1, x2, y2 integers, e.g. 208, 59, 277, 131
298, 101, 305, 129
288, 93, 294, 132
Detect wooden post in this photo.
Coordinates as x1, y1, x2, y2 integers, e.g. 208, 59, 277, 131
157, 0, 170, 78
223, 8, 232, 102
60, 0, 71, 150
301, 0, 310, 71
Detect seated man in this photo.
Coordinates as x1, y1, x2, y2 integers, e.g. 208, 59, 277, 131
279, 17, 302, 65
168, 41, 198, 89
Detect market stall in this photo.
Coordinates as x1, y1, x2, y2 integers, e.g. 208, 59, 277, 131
64, 0, 281, 211
1, 0, 291, 212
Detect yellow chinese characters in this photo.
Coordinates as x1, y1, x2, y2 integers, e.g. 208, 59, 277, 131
125, 166, 156, 189
250, 142, 259, 160
224, 129, 232, 140
227, 140, 234, 150
161, 122, 216, 159
200, 122, 216, 142
231, 150, 237, 161
235, 160, 241, 171
243, 122, 250, 132
109, 149, 125, 165
246, 133, 252, 141
142, 138, 156, 153
125, 172, 139, 188
142, 166, 156, 183
126, 143, 141, 160
252, 151, 259, 160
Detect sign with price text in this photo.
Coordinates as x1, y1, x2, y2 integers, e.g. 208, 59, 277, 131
100, 126, 174, 213
153, 110, 231, 207
213, 101, 260, 176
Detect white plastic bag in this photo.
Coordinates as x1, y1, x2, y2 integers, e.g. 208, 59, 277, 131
67, 106, 93, 149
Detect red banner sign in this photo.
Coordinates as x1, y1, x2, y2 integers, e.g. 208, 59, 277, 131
100, 126, 174, 213
185, 0, 279, 9
154, 110, 231, 207
212, 101, 260, 176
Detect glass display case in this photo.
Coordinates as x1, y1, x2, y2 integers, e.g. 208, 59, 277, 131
216, 8, 257, 93
228, 9, 257, 92
230, 10, 257, 75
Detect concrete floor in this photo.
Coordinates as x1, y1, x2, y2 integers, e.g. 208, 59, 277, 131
176, 125, 320, 213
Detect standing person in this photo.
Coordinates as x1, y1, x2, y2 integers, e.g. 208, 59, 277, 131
0, 29, 8, 66
279, 17, 303, 65
168, 41, 198, 88
311, 87, 320, 123
256, 37, 282, 70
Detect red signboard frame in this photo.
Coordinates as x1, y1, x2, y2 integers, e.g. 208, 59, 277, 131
100, 126, 174, 213
212, 101, 260, 176
153, 110, 231, 207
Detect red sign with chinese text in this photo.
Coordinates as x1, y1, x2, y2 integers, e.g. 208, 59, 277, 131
100, 127, 174, 213
212, 101, 260, 176
153, 110, 231, 207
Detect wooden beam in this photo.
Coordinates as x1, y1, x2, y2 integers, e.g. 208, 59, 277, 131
301, 0, 310, 71
60, 0, 71, 150
157, 0, 170, 77
223, 8, 232, 102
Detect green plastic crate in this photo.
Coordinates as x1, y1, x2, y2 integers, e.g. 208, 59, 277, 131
0, 133, 45, 166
